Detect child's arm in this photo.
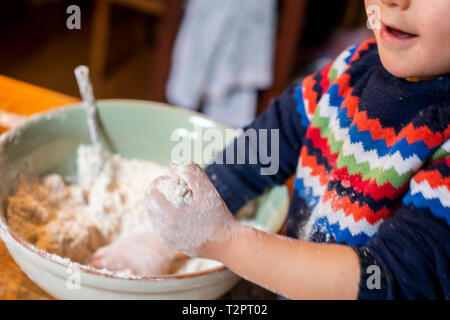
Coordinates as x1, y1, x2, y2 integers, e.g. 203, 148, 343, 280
145, 163, 360, 299
203, 224, 361, 300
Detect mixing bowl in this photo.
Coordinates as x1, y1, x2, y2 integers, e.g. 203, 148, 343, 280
0, 99, 288, 299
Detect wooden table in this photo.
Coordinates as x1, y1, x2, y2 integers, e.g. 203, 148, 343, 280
0, 75, 78, 299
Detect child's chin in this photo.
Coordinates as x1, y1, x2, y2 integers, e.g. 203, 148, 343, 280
379, 53, 422, 79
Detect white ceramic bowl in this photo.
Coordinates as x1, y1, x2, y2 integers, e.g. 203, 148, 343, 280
0, 100, 289, 299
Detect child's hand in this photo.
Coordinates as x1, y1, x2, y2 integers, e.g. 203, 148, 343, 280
144, 163, 239, 257
91, 230, 178, 276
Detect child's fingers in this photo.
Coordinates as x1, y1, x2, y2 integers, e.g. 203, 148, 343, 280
171, 163, 225, 213
171, 162, 201, 183
91, 250, 114, 270
145, 176, 181, 226
146, 175, 176, 207
145, 187, 172, 213
91, 255, 107, 269
92, 257, 124, 272
148, 175, 172, 189
92, 246, 106, 260
171, 162, 210, 192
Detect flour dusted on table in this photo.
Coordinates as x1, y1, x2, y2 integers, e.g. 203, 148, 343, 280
6, 145, 169, 266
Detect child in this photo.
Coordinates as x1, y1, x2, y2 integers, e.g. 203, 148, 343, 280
96, 0, 450, 299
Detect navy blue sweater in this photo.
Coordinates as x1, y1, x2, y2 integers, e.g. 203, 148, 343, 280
205, 39, 450, 299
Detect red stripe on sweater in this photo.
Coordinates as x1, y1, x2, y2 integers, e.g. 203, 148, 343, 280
353, 110, 398, 146
306, 127, 339, 166
323, 189, 393, 224
333, 166, 409, 201
299, 147, 330, 186
398, 123, 450, 148
302, 75, 320, 116
413, 168, 450, 190
349, 39, 377, 64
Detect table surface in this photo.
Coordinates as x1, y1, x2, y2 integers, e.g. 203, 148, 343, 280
0, 75, 275, 300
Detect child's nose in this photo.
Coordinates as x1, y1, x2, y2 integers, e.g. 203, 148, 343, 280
380, 0, 411, 10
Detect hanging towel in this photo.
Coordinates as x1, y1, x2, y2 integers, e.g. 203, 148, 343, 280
166, 0, 277, 128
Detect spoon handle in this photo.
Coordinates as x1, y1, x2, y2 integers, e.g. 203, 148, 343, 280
74, 65, 102, 151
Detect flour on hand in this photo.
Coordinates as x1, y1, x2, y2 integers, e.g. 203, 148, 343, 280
145, 163, 239, 257
155, 175, 193, 208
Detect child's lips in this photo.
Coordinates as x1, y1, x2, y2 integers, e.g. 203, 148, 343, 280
380, 22, 419, 47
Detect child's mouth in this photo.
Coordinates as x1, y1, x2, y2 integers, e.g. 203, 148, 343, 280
386, 25, 417, 39
381, 23, 418, 46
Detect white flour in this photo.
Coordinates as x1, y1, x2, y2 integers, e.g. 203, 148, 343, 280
156, 175, 193, 208
5, 145, 225, 275
145, 163, 239, 257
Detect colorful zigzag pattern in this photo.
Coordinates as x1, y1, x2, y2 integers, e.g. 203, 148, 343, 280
291, 39, 450, 246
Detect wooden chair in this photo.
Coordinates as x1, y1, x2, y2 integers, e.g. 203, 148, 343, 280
257, 0, 309, 114
89, 0, 169, 87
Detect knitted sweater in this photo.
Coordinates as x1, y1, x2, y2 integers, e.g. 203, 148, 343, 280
205, 39, 450, 299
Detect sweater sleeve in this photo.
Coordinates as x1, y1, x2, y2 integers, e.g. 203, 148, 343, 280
355, 156, 450, 299
205, 84, 307, 214
205, 45, 359, 214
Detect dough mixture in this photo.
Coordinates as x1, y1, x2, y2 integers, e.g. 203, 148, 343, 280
5, 145, 221, 275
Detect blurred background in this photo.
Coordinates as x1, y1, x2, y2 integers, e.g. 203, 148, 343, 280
0, 0, 372, 127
